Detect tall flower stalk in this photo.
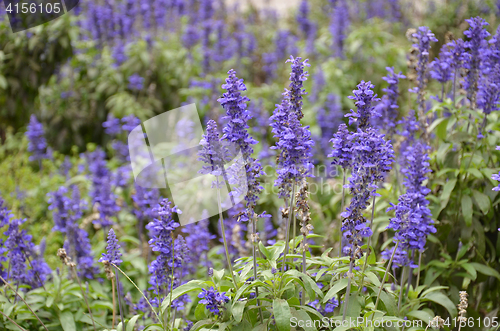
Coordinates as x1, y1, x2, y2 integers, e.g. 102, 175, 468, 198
270, 56, 314, 273
197, 119, 238, 289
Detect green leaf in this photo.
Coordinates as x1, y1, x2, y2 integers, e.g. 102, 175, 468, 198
232, 300, 246, 323
378, 291, 397, 316
273, 299, 292, 331
290, 308, 317, 331
472, 190, 490, 215
466, 168, 483, 179
161, 280, 203, 313
323, 277, 348, 303
423, 292, 457, 317
461, 195, 473, 226
58, 311, 76, 331
469, 262, 500, 280
259, 242, 271, 260
126, 315, 141, 331
461, 263, 477, 281
406, 310, 433, 323
232, 320, 252, 331
190, 319, 213, 331
440, 179, 457, 209
194, 303, 206, 320
344, 294, 361, 318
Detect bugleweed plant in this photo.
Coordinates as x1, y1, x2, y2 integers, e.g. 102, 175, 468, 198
1, 1, 500, 331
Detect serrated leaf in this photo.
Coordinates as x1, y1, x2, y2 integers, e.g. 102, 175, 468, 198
273, 299, 292, 331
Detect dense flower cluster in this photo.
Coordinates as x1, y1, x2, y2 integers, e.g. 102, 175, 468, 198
385, 142, 436, 267
26, 114, 50, 162
346, 81, 381, 130
373, 67, 406, 133
86, 148, 121, 228
198, 287, 230, 316
219, 69, 266, 223
409, 27, 438, 113
48, 186, 98, 279
99, 229, 122, 266
270, 57, 315, 200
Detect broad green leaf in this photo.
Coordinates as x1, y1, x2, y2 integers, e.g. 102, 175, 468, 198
290, 308, 317, 331
126, 315, 141, 331
406, 310, 433, 323
466, 168, 483, 179
440, 179, 457, 209
195, 303, 206, 320
344, 294, 361, 318
469, 262, 500, 280
259, 242, 271, 260
461, 263, 477, 281
273, 299, 292, 331
423, 292, 457, 317
323, 277, 348, 303
232, 300, 246, 323
420, 286, 449, 298
161, 280, 203, 313
461, 195, 473, 226
378, 291, 397, 316
190, 319, 213, 331
232, 320, 252, 331
58, 310, 76, 331
472, 190, 490, 215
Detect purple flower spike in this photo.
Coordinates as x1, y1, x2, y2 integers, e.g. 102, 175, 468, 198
373, 67, 405, 133
346, 81, 380, 130
26, 115, 49, 162
99, 229, 122, 266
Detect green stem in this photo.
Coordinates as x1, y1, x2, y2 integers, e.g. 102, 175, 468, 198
216, 177, 239, 290
70, 266, 97, 331
415, 251, 422, 291
339, 172, 346, 258
0, 310, 27, 331
112, 264, 161, 325
342, 261, 354, 322
0, 276, 49, 331
359, 195, 376, 291
397, 268, 405, 312
251, 216, 264, 323
280, 185, 296, 276
372, 242, 399, 320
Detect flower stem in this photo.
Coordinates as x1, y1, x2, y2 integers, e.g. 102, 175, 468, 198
112, 264, 161, 324
70, 266, 97, 331
0, 310, 27, 331
397, 267, 405, 312
339, 172, 346, 258
416, 251, 423, 290
111, 278, 116, 328
216, 177, 238, 290
0, 275, 49, 331
281, 185, 296, 275
251, 215, 264, 323
359, 195, 376, 291
115, 271, 125, 328
342, 261, 354, 322
405, 250, 415, 300
372, 242, 399, 320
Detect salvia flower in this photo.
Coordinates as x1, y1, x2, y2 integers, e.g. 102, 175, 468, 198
198, 287, 230, 316
182, 219, 215, 271
341, 128, 394, 260
48, 186, 98, 279
463, 17, 490, 108
330, 0, 349, 58
346, 81, 380, 130
384, 141, 435, 268
99, 229, 122, 266
329, 123, 353, 170
373, 67, 405, 134
285, 56, 310, 119
128, 73, 145, 90
409, 27, 438, 113
317, 94, 343, 153
146, 198, 181, 304
219, 69, 266, 223
26, 114, 49, 162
